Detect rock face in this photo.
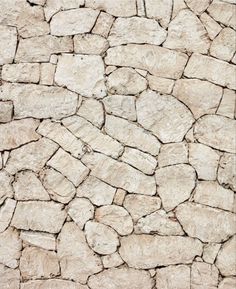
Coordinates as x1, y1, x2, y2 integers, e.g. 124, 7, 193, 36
74, 34, 109, 55
0, 26, 17, 65
0, 198, 16, 233
0, 101, 13, 123
0, 265, 20, 289
2, 63, 40, 83
20, 231, 56, 251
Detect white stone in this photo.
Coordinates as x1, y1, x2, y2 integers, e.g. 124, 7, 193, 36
0, 265, 20, 289
20, 231, 56, 251
102, 252, 123, 268
2, 63, 40, 83
200, 12, 222, 40
40, 63, 56, 86
218, 153, 236, 191
158, 142, 188, 167
0, 26, 17, 65
0, 171, 14, 205
217, 89, 236, 119
147, 75, 174, 94
185, 0, 211, 14
0, 101, 13, 123
145, 0, 172, 28
92, 11, 114, 37
203, 243, 221, 264
74, 34, 109, 55
0, 198, 16, 233
218, 278, 236, 289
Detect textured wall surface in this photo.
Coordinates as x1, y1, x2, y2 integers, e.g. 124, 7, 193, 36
0, 0, 236, 288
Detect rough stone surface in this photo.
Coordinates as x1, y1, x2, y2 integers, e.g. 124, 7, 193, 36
74, 34, 109, 55
145, 0, 172, 28
0, 26, 17, 65
0, 101, 13, 123
0, 171, 14, 205
158, 142, 188, 167
0, 198, 16, 233
20, 231, 56, 251
218, 153, 236, 191
0, 265, 20, 289
217, 89, 236, 119
2, 63, 40, 83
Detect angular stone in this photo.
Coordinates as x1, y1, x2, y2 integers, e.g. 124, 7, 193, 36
145, 0, 172, 28
40, 63, 56, 85
203, 243, 221, 264
0, 26, 17, 65
63, 116, 123, 158
200, 12, 222, 40
184, 54, 236, 90
105, 44, 188, 79
176, 203, 236, 242
0, 198, 16, 233
158, 142, 188, 167
164, 9, 210, 53
20, 231, 56, 251
77, 176, 116, 206
95, 205, 133, 236
113, 189, 126, 206
74, 34, 109, 55
58, 222, 102, 284
191, 262, 219, 289
218, 153, 236, 191
92, 11, 114, 37
148, 75, 174, 94
102, 252, 123, 268
218, 278, 236, 289
0, 171, 14, 205
172, 0, 187, 18
11, 201, 66, 233
0, 265, 20, 289
217, 89, 236, 119
119, 234, 203, 268
20, 247, 59, 279
2, 63, 40, 83
0, 83, 78, 119
21, 279, 88, 289
173, 79, 222, 119
185, 0, 211, 14
194, 115, 236, 153
0, 101, 13, 123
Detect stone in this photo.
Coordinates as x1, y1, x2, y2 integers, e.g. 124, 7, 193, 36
137, 90, 194, 143
68, 198, 94, 229
58, 222, 102, 284
203, 243, 221, 264
20, 231, 56, 251
105, 44, 188, 79
102, 252, 123, 268
200, 12, 222, 40
74, 34, 109, 55
63, 116, 123, 158
191, 262, 219, 289
0, 83, 78, 119
137, 0, 145, 16
155, 164, 196, 211
124, 194, 161, 221
0, 119, 40, 152
218, 153, 236, 191
0, 265, 20, 289
119, 234, 203, 269
0, 198, 16, 233
173, 79, 222, 119
0, 171, 14, 205
77, 176, 116, 206
50, 9, 99, 36
40, 63, 56, 85
11, 201, 66, 233
113, 189, 126, 206
164, 10, 210, 54
108, 17, 166, 46
95, 205, 133, 236
41, 168, 76, 204
158, 142, 188, 167
47, 148, 89, 187
5, 138, 58, 175
21, 279, 88, 289
176, 203, 236, 242
85, 221, 119, 255
29, 0, 46, 5
189, 143, 220, 180
0, 227, 22, 269
156, 265, 190, 289
217, 89, 236, 119
0, 26, 17, 65
147, 75, 174, 94
85, 0, 137, 17
2, 63, 40, 83
92, 11, 114, 37
20, 247, 59, 279
185, 0, 211, 14
184, 53, 236, 90
55, 54, 106, 98
15, 35, 73, 62
103, 95, 137, 121
218, 278, 236, 289
145, 0, 172, 28
194, 115, 236, 153
82, 152, 157, 195
105, 115, 160, 156
0, 101, 13, 123
194, 181, 234, 211
106, 67, 147, 95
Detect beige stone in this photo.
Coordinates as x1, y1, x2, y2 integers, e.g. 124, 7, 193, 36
74, 34, 109, 55
21, 279, 88, 289
0, 198, 16, 233
148, 75, 174, 94
0, 26, 17, 65
203, 243, 221, 264
200, 12, 222, 40
218, 153, 236, 191
145, 0, 172, 28
0, 171, 14, 205
0, 101, 13, 123
2, 63, 40, 83
217, 89, 236, 119
218, 277, 236, 289
0, 265, 20, 289
158, 142, 188, 167
113, 189, 126, 206
137, 0, 145, 16
92, 12, 114, 38
102, 252, 124, 268
185, 0, 211, 14
40, 63, 56, 85
29, 0, 46, 5
20, 231, 56, 251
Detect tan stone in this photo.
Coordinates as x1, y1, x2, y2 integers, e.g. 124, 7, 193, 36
102, 252, 123, 268
0, 265, 20, 289
217, 89, 236, 119
0, 198, 16, 233
113, 189, 126, 206
92, 11, 114, 38
0, 101, 13, 123
21, 279, 88, 289
0, 171, 14, 205
218, 277, 236, 289
218, 153, 236, 191
185, 0, 211, 14
0, 26, 17, 65
200, 12, 222, 40
158, 142, 188, 167
145, 0, 172, 28
191, 262, 219, 289
74, 34, 109, 55
2, 63, 40, 83
147, 75, 174, 94
203, 243, 221, 264
20, 231, 56, 251
40, 63, 56, 85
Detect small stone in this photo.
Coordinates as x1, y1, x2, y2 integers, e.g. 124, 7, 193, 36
22, 280, 88, 289
74, 34, 109, 55
200, 12, 222, 40
50, 54, 58, 64
218, 277, 236, 289
0, 171, 14, 205
20, 231, 56, 251
172, 0, 187, 18
2, 63, 40, 83
217, 89, 236, 119
0, 26, 17, 65
185, 0, 211, 14
218, 153, 236, 191
0, 265, 20, 289
28, 0, 46, 5
145, 0, 172, 28
0, 198, 16, 233
158, 142, 188, 167
113, 189, 126, 206
92, 12, 114, 38
102, 252, 124, 268
147, 75, 174, 94
40, 63, 55, 86
0, 101, 13, 123
203, 243, 221, 264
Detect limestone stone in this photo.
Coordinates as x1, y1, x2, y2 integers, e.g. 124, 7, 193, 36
0, 171, 14, 205
77, 176, 116, 206
2, 63, 40, 83
173, 79, 222, 119
156, 265, 190, 289
217, 89, 236, 119
40, 63, 56, 85
0, 198, 16, 233
176, 202, 236, 242
200, 12, 222, 40
137, 90, 194, 143
106, 67, 147, 95
218, 278, 236, 289
0, 227, 22, 268
137, 0, 145, 16
63, 116, 123, 158
194, 181, 234, 211
15, 35, 73, 62
82, 152, 157, 196
20, 247, 59, 279
105, 115, 160, 156
74, 34, 109, 55
0, 26, 17, 65
21, 279, 88, 289
184, 54, 236, 90
5, 138, 58, 175
0, 101, 13, 123
92, 11, 114, 38
0, 83, 78, 119
102, 252, 124, 268
20, 231, 56, 251
108, 17, 167, 46
164, 9, 210, 54
68, 198, 94, 229
158, 142, 188, 167
105, 44, 188, 79
218, 153, 236, 191
58, 222, 102, 284
194, 115, 236, 154
155, 164, 196, 211
50, 9, 99, 36
0, 0, 26, 25
119, 234, 203, 268
0, 265, 20, 289
203, 243, 221, 264
191, 262, 219, 289
95, 205, 133, 236
11, 201, 66, 233
172, 0, 187, 18
103, 95, 137, 121
113, 189, 126, 206
147, 75, 174, 94
55, 54, 106, 98
123, 194, 161, 221
85, 0, 137, 17
185, 0, 211, 14
145, 0, 172, 28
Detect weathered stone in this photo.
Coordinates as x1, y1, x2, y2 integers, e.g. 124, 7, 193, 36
95, 205, 133, 236
29, 0, 46, 5
119, 234, 202, 268
218, 277, 236, 289
58, 222, 102, 284
191, 262, 219, 289
147, 75, 174, 94
82, 152, 157, 195
113, 189, 126, 206
200, 12, 222, 40
194, 115, 236, 153
74, 34, 109, 55
20, 247, 59, 279
218, 153, 236, 191
145, 0, 172, 28
217, 89, 236, 119
185, 0, 211, 14
0, 198, 16, 233
0, 101, 13, 123
20, 231, 56, 251
92, 11, 114, 37
0, 265, 20, 289
173, 79, 222, 119
21, 279, 88, 289
102, 253, 123, 269
0, 26, 17, 65
2, 63, 40, 83
176, 202, 236, 242
203, 243, 221, 264
105, 44, 188, 79
155, 164, 196, 211
11, 201, 66, 233
0, 171, 14, 205
158, 142, 188, 167
40, 63, 56, 85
